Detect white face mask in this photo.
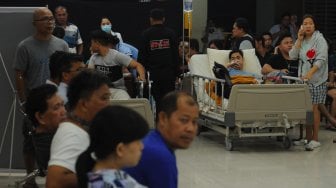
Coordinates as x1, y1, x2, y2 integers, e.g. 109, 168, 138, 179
101, 24, 112, 33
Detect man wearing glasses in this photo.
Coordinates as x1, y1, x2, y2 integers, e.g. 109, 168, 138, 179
56, 51, 85, 105
13, 7, 68, 188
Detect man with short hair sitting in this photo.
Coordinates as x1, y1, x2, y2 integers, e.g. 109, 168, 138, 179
125, 91, 199, 188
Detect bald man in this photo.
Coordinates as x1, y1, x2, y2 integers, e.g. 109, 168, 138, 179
13, 7, 68, 187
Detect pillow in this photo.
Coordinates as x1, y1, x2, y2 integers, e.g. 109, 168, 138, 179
189, 54, 212, 77
207, 48, 262, 77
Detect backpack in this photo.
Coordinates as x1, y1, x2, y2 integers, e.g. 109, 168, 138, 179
212, 62, 232, 98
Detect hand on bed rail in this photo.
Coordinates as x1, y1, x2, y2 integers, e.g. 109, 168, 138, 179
281, 75, 307, 84
137, 74, 146, 82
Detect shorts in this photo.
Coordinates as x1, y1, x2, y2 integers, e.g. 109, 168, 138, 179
308, 82, 327, 104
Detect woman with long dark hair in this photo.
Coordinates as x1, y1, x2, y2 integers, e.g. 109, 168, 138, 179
76, 106, 149, 187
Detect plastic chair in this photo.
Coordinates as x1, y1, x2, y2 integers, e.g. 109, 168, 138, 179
110, 98, 155, 129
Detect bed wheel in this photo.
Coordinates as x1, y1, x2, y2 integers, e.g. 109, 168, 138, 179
226, 140, 233, 151
283, 136, 291, 149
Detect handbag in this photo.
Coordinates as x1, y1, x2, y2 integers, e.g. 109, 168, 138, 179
212, 62, 232, 98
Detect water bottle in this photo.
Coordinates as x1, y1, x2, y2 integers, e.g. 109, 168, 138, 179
184, 0, 193, 12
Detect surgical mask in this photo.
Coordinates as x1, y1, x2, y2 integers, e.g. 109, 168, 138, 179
101, 24, 112, 33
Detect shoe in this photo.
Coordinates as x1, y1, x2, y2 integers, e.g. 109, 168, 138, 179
305, 140, 321, 151
293, 139, 307, 146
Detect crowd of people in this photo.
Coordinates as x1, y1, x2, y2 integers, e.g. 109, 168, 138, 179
207, 13, 336, 152
12, 5, 335, 188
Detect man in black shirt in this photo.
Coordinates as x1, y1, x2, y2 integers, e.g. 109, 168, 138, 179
138, 8, 179, 112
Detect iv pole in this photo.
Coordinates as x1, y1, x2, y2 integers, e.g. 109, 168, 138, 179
180, 0, 193, 90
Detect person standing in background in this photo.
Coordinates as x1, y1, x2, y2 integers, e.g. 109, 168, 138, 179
289, 14, 328, 151
269, 12, 297, 46
138, 8, 179, 112
230, 17, 254, 50
13, 7, 68, 188
54, 6, 83, 54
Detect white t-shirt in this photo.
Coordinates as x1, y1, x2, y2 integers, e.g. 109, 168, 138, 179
48, 122, 89, 173
57, 82, 68, 104
88, 49, 132, 90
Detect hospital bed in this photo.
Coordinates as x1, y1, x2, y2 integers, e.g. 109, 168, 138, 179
187, 49, 313, 150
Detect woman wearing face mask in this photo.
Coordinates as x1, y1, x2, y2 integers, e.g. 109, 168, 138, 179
101, 17, 123, 43
289, 14, 328, 151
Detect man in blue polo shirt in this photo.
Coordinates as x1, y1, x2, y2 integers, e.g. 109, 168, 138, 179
125, 91, 199, 188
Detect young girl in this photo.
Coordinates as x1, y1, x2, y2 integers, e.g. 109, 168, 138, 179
76, 106, 149, 187
289, 14, 328, 151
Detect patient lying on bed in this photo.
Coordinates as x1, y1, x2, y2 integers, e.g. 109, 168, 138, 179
207, 49, 258, 106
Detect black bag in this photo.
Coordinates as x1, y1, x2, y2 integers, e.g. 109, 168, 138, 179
212, 62, 232, 98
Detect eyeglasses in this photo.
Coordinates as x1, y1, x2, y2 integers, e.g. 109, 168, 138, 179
34, 16, 55, 23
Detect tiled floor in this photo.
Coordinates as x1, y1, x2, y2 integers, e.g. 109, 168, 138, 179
1, 127, 335, 188
177, 127, 336, 188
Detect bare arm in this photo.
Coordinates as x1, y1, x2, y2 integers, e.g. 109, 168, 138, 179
76, 44, 83, 55
262, 64, 288, 75
129, 60, 146, 81
46, 165, 77, 188
294, 26, 305, 49
262, 64, 275, 75
15, 70, 26, 103
327, 71, 335, 87
304, 65, 319, 80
